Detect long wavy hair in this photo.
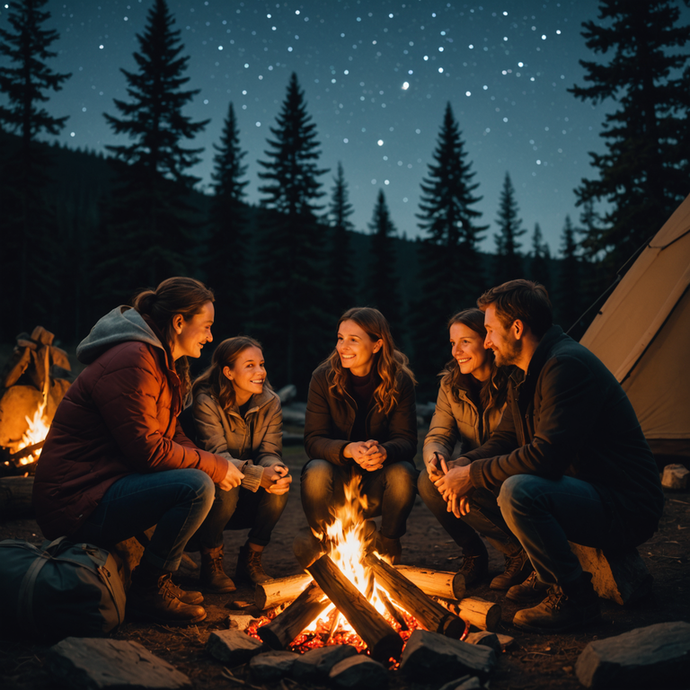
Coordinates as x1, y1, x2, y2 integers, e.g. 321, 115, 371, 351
192, 336, 265, 411
132, 276, 215, 397
325, 307, 415, 416
441, 308, 509, 411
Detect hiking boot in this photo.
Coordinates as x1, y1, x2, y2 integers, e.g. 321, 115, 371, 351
236, 543, 272, 585
506, 570, 549, 604
490, 550, 532, 590
512, 572, 601, 634
458, 540, 489, 588
127, 570, 207, 626
200, 546, 237, 593
169, 580, 204, 606
375, 533, 402, 565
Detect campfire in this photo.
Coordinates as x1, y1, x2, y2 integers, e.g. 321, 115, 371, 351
246, 476, 497, 664
0, 326, 71, 475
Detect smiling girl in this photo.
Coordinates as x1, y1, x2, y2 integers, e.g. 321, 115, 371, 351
301, 307, 418, 563
418, 308, 526, 589
191, 336, 291, 591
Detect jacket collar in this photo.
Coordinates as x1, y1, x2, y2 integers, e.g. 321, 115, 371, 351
226, 387, 277, 418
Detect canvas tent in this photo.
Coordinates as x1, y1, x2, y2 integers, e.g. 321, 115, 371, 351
580, 193, 690, 461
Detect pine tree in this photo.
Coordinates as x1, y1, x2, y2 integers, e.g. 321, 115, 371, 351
413, 102, 487, 397
529, 223, 551, 291
0, 0, 71, 336
253, 73, 329, 391
206, 102, 249, 337
569, 0, 690, 272
327, 162, 356, 316
493, 173, 526, 285
99, 0, 209, 297
366, 190, 402, 337
556, 215, 583, 333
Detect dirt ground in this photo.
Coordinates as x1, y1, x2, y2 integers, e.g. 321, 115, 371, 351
1, 437, 689, 690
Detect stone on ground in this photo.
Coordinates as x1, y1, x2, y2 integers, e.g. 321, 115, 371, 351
206, 629, 266, 666
248, 650, 298, 682
328, 654, 388, 689
575, 621, 690, 689
661, 463, 690, 490
399, 629, 496, 683
291, 644, 359, 683
46, 637, 191, 690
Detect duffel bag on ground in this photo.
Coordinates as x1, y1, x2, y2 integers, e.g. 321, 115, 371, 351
0, 536, 126, 641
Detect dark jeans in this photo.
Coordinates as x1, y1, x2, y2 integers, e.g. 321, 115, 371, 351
417, 468, 522, 556
498, 474, 612, 586
70, 469, 215, 572
193, 484, 289, 550
301, 459, 418, 540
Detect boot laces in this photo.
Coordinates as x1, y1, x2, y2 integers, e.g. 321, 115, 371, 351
505, 552, 526, 576
544, 587, 566, 611
158, 574, 178, 601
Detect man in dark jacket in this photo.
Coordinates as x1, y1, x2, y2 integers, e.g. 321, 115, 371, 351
435, 279, 664, 633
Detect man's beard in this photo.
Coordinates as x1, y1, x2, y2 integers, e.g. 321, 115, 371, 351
494, 338, 522, 367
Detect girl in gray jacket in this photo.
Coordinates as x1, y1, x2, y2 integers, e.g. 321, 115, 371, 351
191, 337, 292, 591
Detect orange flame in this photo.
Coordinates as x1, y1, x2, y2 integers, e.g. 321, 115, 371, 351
16, 399, 51, 465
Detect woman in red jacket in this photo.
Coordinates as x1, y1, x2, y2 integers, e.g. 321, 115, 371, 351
301, 307, 418, 563
33, 277, 242, 626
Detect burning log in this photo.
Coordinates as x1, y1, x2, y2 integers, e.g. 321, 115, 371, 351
306, 554, 404, 663
257, 582, 330, 650
442, 597, 502, 632
394, 565, 466, 601
255, 572, 313, 611
364, 553, 467, 638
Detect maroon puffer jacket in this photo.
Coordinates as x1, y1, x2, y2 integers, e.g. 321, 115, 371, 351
33, 340, 227, 539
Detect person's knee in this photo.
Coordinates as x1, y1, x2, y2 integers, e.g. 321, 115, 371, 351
382, 462, 417, 500
301, 459, 334, 500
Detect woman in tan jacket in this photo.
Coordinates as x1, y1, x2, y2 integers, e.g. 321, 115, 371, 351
418, 308, 528, 590
191, 337, 291, 591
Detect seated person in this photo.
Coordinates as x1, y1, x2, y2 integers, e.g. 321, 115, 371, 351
191, 336, 291, 591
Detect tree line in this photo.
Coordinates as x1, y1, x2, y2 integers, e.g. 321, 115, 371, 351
1, 0, 689, 401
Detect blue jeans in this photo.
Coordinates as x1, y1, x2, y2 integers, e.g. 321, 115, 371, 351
193, 484, 289, 550
417, 468, 522, 556
301, 459, 418, 540
498, 474, 612, 586
70, 469, 215, 572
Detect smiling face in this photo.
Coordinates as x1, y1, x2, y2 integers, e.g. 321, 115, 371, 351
223, 345, 266, 406
484, 304, 523, 368
336, 319, 383, 377
449, 322, 492, 382
171, 301, 214, 361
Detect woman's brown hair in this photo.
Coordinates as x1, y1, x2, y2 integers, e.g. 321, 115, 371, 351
193, 336, 265, 411
441, 308, 509, 410
132, 276, 215, 397
325, 307, 415, 416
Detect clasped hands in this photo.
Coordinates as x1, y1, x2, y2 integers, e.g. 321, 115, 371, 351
429, 452, 473, 518
344, 439, 387, 472
219, 459, 292, 494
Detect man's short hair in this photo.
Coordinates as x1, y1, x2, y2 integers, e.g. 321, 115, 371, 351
477, 279, 553, 338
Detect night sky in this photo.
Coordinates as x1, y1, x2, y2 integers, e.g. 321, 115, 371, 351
4, 0, 615, 253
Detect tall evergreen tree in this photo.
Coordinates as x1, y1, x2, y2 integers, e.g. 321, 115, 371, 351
327, 162, 356, 316
100, 0, 209, 297
207, 102, 249, 337
556, 215, 583, 333
253, 73, 329, 391
367, 190, 402, 337
493, 173, 526, 285
413, 103, 487, 397
528, 223, 551, 291
0, 0, 71, 336
569, 0, 690, 272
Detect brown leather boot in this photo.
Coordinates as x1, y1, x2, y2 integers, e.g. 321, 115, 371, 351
200, 546, 237, 593
375, 534, 402, 565
236, 543, 272, 585
127, 566, 206, 625
490, 549, 532, 590
512, 572, 601, 634
169, 580, 204, 605
506, 570, 549, 604
458, 540, 489, 588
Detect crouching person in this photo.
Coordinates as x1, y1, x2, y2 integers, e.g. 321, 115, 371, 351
191, 337, 291, 591
33, 277, 243, 626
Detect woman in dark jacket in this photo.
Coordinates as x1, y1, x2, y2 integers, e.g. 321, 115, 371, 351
418, 308, 526, 589
33, 277, 242, 626
191, 336, 291, 592
301, 307, 418, 563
